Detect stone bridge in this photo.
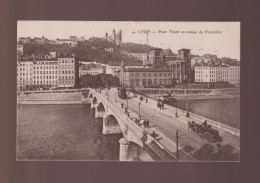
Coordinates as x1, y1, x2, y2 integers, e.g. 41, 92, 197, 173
89, 89, 181, 161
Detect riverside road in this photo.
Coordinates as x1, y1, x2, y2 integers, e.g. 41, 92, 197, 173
104, 89, 240, 155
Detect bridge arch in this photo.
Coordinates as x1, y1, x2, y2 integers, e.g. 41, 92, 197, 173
103, 113, 123, 135
93, 96, 98, 104
97, 102, 106, 112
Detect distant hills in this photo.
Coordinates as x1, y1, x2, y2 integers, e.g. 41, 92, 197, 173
21, 37, 156, 65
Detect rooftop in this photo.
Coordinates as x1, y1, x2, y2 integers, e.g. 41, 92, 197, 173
178, 48, 190, 51
162, 49, 176, 57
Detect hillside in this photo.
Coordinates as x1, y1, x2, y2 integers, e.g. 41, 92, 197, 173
121, 42, 155, 53
21, 38, 155, 65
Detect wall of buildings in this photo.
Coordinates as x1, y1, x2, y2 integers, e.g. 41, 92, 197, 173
195, 65, 240, 85
17, 57, 77, 91
120, 68, 173, 88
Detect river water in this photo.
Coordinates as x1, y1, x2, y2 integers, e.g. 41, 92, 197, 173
17, 104, 123, 160
164, 97, 240, 129
17, 97, 240, 160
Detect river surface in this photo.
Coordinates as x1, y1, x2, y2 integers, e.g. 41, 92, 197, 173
17, 104, 123, 160
17, 97, 240, 160
164, 97, 240, 129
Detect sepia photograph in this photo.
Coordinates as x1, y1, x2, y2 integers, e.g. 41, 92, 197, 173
17, 21, 240, 161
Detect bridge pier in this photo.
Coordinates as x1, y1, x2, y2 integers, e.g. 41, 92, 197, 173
95, 107, 105, 118
102, 116, 122, 135
90, 101, 98, 109
119, 138, 153, 161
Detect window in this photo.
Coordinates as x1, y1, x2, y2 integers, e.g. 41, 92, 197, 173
142, 79, 147, 86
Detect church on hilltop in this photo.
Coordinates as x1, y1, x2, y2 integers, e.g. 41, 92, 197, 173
104, 29, 122, 46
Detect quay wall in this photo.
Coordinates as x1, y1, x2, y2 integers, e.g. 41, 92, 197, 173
17, 90, 90, 104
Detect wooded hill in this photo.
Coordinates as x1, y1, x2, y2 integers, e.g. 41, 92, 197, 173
22, 37, 155, 65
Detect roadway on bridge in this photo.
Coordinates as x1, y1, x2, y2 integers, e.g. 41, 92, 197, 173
103, 89, 240, 156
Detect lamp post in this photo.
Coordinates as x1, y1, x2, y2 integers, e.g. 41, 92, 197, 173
175, 100, 178, 118
126, 92, 128, 112
176, 129, 179, 161
138, 102, 141, 118
186, 90, 189, 117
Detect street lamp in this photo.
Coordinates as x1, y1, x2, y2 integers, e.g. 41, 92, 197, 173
175, 100, 178, 118
138, 102, 141, 118
115, 91, 117, 103
126, 92, 128, 112
186, 90, 190, 117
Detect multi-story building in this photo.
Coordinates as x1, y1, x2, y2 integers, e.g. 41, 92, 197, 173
17, 45, 23, 55
162, 49, 178, 62
120, 68, 173, 88
56, 39, 78, 47
69, 36, 85, 42
17, 61, 34, 91
17, 57, 78, 91
194, 65, 240, 85
32, 60, 58, 90
33, 36, 47, 44
126, 52, 149, 61
79, 61, 104, 77
105, 65, 121, 76
57, 57, 76, 87
18, 37, 31, 44
228, 65, 240, 85
148, 48, 163, 68
167, 48, 191, 84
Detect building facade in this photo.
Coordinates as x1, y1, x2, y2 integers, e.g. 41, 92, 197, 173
56, 39, 78, 47
17, 61, 34, 91
79, 61, 104, 77
126, 52, 149, 61
57, 57, 76, 87
105, 65, 121, 76
32, 60, 58, 89
148, 48, 163, 68
17, 57, 78, 91
195, 65, 240, 85
228, 66, 240, 85
167, 48, 191, 84
120, 68, 173, 88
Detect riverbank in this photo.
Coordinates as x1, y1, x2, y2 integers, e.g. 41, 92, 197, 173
17, 90, 90, 104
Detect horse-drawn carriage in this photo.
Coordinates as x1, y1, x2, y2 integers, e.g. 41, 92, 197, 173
188, 121, 223, 143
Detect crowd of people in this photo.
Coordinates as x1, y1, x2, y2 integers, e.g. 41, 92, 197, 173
132, 117, 150, 128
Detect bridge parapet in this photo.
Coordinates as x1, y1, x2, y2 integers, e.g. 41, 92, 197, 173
133, 93, 240, 137
89, 89, 180, 161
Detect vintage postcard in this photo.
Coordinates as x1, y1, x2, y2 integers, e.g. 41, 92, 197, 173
17, 21, 240, 161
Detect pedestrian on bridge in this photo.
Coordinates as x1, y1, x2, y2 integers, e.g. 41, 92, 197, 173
121, 103, 124, 109
147, 119, 150, 128
146, 98, 148, 103
143, 119, 147, 127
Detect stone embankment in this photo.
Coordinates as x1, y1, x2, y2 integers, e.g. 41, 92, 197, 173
17, 90, 90, 104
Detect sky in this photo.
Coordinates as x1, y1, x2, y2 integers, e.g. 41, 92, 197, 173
17, 21, 240, 60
